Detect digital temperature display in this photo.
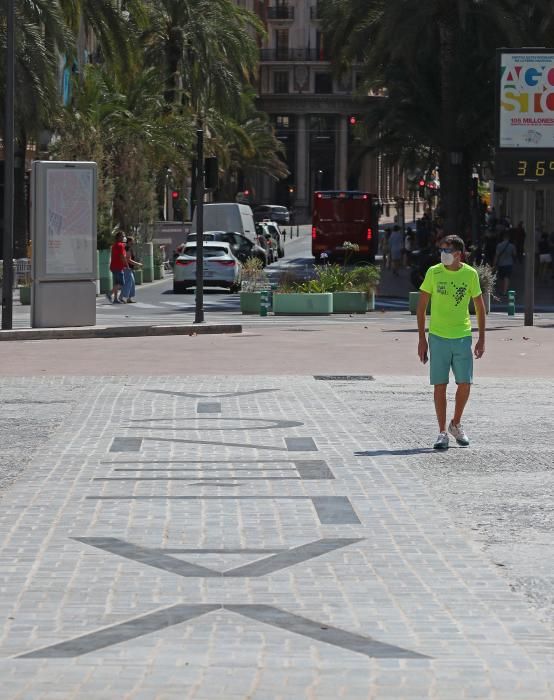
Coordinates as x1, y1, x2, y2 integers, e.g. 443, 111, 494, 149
495, 150, 554, 183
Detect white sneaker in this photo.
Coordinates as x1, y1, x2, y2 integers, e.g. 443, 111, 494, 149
448, 421, 470, 447
433, 432, 449, 450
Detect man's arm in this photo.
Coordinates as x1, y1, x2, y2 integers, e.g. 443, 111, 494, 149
473, 294, 486, 358
416, 291, 431, 363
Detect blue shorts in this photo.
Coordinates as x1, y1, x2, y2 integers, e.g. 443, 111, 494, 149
429, 334, 473, 385
112, 270, 125, 286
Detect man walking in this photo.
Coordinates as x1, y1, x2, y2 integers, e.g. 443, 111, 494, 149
417, 235, 486, 450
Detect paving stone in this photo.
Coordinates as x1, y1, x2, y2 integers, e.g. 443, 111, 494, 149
0, 376, 552, 698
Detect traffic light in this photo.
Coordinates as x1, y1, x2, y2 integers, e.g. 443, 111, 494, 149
171, 190, 183, 221
204, 156, 218, 190
418, 179, 425, 197
348, 115, 357, 125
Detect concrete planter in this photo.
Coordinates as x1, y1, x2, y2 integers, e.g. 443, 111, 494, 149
470, 292, 490, 315
140, 242, 154, 282
273, 292, 332, 315
134, 268, 144, 286
98, 249, 112, 293
240, 291, 262, 314
154, 265, 164, 280
409, 291, 430, 315
332, 291, 375, 314
19, 286, 31, 305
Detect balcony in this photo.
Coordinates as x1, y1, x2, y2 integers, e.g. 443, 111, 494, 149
267, 6, 295, 20
310, 5, 322, 20
260, 48, 331, 62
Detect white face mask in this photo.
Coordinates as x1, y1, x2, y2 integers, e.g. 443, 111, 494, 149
441, 251, 455, 266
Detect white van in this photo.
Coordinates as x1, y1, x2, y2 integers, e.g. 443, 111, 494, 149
191, 203, 256, 243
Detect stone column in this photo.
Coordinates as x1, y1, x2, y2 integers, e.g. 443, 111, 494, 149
296, 113, 309, 220
337, 115, 348, 190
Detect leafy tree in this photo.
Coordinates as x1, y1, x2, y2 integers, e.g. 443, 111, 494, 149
0, 0, 72, 252
51, 63, 194, 241
320, 0, 523, 233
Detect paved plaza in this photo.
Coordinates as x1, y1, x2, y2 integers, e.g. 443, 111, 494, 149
0, 368, 553, 699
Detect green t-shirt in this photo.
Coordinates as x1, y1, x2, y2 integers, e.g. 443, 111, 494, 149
420, 263, 482, 338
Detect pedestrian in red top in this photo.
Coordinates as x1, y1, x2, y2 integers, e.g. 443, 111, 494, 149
106, 231, 128, 303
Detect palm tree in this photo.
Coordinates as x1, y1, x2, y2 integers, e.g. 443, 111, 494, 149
320, 0, 522, 233
58, 0, 144, 72
52, 61, 195, 236
140, 0, 262, 114
0, 0, 72, 252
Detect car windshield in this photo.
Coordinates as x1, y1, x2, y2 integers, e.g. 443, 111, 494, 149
266, 224, 279, 236
271, 207, 287, 213
183, 246, 229, 258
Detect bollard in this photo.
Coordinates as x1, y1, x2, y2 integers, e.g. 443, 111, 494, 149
507, 289, 515, 316
260, 289, 270, 317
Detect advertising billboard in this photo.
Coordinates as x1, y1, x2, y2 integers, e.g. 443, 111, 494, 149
45, 166, 95, 275
499, 50, 554, 149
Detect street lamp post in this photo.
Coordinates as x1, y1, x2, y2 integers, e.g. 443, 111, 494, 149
2, 0, 15, 330
194, 129, 205, 324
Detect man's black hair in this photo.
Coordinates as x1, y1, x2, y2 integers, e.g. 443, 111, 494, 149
441, 234, 465, 253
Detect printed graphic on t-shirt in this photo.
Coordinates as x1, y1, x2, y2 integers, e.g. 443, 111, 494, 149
452, 282, 469, 306
437, 282, 448, 296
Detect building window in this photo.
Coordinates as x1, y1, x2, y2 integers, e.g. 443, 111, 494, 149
314, 73, 333, 94
273, 71, 289, 94
275, 115, 290, 129
275, 29, 289, 60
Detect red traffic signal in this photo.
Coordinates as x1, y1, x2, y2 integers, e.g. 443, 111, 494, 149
418, 179, 425, 187
348, 115, 357, 125
171, 190, 179, 200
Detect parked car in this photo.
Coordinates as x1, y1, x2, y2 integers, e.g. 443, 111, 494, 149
253, 204, 290, 225
173, 241, 242, 294
255, 223, 277, 264
187, 231, 267, 266
260, 220, 285, 258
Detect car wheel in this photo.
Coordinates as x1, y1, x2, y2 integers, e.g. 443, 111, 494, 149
229, 283, 240, 294
173, 282, 189, 294
278, 249, 284, 258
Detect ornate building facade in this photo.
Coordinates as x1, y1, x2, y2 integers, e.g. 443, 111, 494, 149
238, 0, 409, 220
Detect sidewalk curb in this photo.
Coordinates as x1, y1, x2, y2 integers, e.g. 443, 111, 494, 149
0, 324, 242, 342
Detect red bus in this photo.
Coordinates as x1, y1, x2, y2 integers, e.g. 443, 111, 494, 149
311, 191, 380, 262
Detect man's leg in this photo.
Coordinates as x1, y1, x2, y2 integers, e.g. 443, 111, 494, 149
452, 383, 471, 425
433, 384, 448, 433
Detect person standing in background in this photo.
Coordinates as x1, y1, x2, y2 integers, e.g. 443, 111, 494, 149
513, 221, 525, 263
122, 235, 142, 303
107, 231, 128, 304
493, 229, 517, 296
389, 225, 404, 276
